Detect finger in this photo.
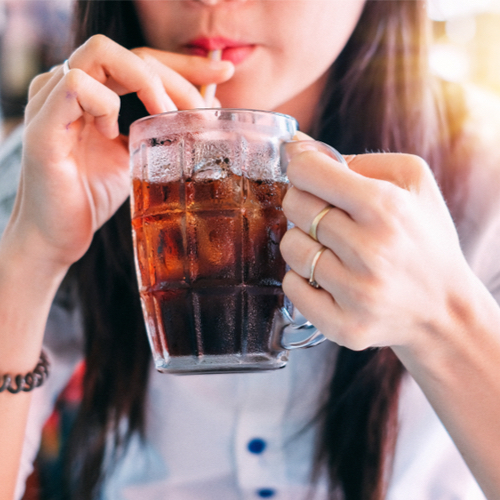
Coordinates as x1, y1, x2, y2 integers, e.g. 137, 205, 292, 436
347, 153, 433, 193
286, 149, 385, 223
133, 47, 234, 86
347, 154, 448, 218
289, 140, 432, 194
280, 227, 354, 305
26, 65, 71, 121
282, 270, 346, 344
28, 70, 59, 101
293, 131, 314, 141
286, 149, 419, 227
68, 35, 173, 116
132, 52, 206, 109
282, 186, 365, 269
32, 68, 122, 140
283, 270, 375, 350
282, 185, 339, 237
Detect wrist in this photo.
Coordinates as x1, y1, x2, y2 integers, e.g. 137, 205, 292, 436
0, 228, 70, 372
393, 269, 500, 500
0, 218, 73, 280
393, 267, 500, 380
0, 350, 50, 394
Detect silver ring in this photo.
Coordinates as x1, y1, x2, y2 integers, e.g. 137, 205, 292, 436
62, 59, 71, 76
309, 246, 326, 289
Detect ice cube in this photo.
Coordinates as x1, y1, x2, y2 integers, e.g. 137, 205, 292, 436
146, 136, 184, 183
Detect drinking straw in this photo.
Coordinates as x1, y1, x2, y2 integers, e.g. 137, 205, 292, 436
200, 49, 223, 107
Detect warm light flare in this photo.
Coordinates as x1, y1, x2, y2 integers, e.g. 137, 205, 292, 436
430, 43, 470, 83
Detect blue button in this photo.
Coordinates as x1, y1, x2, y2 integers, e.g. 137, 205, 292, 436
257, 489, 276, 498
248, 438, 267, 454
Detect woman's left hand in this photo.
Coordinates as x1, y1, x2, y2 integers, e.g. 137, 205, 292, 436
280, 139, 473, 352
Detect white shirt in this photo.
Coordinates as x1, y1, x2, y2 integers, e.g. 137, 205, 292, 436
5, 86, 499, 500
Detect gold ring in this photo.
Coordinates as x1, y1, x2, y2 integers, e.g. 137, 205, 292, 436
62, 59, 71, 76
309, 246, 326, 289
309, 205, 332, 242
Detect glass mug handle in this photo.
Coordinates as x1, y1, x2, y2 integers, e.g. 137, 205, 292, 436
279, 140, 348, 350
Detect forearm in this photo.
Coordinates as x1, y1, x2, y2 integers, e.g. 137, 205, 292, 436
0, 227, 69, 500
393, 271, 500, 500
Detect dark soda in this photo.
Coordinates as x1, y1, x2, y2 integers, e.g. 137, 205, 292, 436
131, 172, 289, 367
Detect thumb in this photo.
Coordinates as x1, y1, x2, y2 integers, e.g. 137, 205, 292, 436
293, 130, 313, 141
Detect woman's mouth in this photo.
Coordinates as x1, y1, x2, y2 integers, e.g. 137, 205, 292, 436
184, 37, 256, 65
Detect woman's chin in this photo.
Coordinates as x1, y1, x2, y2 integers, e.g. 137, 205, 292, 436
215, 87, 278, 112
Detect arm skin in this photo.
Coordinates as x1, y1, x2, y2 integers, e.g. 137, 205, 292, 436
393, 270, 500, 500
0, 231, 69, 500
0, 35, 234, 500
280, 141, 500, 499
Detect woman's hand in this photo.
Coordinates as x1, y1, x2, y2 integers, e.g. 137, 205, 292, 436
280, 138, 500, 499
8, 35, 234, 269
280, 138, 473, 353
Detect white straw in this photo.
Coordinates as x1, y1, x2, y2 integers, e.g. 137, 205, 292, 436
200, 49, 222, 107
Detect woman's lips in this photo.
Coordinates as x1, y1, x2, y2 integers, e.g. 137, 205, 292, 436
185, 37, 255, 65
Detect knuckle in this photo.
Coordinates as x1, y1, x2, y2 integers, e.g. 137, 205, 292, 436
349, 337, 371, 352
366, 183, 409, 230
360, 238, 395, 281
380, 183, 404, 211
349, 277, 381, 311
399, 153, 431, 189
342, 320, 375, 351
371, 181, 397, 211
64, 68, 84, 91
84, 34, 112, 53
335, 323, 369, 351
406, 153, 429, 172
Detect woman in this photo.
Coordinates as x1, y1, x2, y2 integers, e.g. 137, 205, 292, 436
1, 1, 500, 499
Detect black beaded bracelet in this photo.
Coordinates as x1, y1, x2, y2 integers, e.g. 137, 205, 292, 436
0, 350, 50, 394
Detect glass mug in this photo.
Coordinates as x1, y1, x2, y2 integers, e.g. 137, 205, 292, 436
129, 109, 345, 374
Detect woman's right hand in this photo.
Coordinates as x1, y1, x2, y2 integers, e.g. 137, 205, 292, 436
9, 35, 234, 269
1, 37, 231, 498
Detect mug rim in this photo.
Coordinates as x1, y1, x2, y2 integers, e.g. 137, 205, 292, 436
130, 107, 298, 131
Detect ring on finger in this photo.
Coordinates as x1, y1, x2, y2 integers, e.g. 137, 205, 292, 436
309, 205, 332, 242
62, 59, 71, 76
309, 246, 327, 289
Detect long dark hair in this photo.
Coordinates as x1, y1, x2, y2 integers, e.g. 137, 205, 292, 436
310, 4, 468, 499
61, 1, 469, 499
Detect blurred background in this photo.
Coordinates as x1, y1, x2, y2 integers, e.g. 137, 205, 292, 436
1, 0, 500, 142
0, 0, 73, 141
